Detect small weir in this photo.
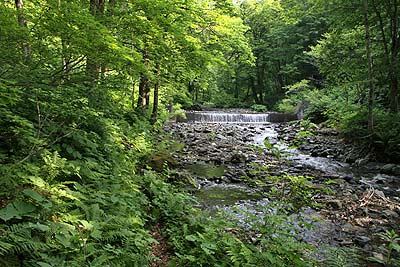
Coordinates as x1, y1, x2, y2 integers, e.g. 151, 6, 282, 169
184, 111, 270, 123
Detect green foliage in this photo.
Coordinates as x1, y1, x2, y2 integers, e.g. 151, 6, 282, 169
2, 0, 399, 265
221, 202, 315, 267
266, 174, 326, 212
263, 139, 286, 159
339, 109, 400, 161
321, 246, 363, 267
167, 208, 315, 267
292, 130, 315, 148
251, 104, 268, 112
368, 230, 400, 266
252, 212, 315, 267
277, 80, 313, 113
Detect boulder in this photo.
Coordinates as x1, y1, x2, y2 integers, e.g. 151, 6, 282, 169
148, 151, 178, 172
354, 235, 371, 246
230, 152, 247, 164
326, 199, 343, 209
380, 164, 400, 175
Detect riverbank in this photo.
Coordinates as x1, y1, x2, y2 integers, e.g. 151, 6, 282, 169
164, 118, 400, 261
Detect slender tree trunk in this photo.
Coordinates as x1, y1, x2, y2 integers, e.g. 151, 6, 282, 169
372, 0, 399, 112
276, 60, 284, 93
256, 62, 265, 103
86, 0, 105, 82
389, 0, 399, 112
145, 85, 150, 108
107, 0, 116, 15
364, 0, 375, 134
61, 39, 70, 79
137, 73, 150, 108
15, 0, 31, 62
244, 83, 250, 102
137, 50, 150, 110
234, 77, 239, 99
250, 76, 259, 103
151, 63, 161, 123
131, 80, 136, 109
58, 1, 70, 81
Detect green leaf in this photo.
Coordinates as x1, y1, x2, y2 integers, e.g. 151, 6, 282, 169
22, 189, 45, 201
185, 235, 197, 242
367, 256, 384, 264
13, 200, 36, 215
0, 200, 36, 221
30, 222, 50, 232
389, 242, 400, 253
90, 229, 103, 239
55, 233, 72, 248
0, 204, 20, 221
0, 240, 14, 255
22, 189, 51, 208
37, 262, 53, 267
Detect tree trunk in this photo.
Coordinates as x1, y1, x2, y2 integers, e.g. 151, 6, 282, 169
276, 60, 284, 93
15, 0, 31, 62
364, 0, 375, 134
256, 62, 264, 103
107, 0, 117, 15
61, 40, 71, 80
250, 76, 259, 103
58, 1, 70, 81
372, 0, 399, 112
131, 80, 136, 109
137, 73, 150, 108
151, 63, 161, 123
389, 0, 399, 112
86, 0, 105, 82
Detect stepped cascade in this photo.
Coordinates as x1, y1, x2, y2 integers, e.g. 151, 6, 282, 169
185, 112, 270, 123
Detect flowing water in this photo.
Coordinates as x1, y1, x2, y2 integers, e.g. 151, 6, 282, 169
184, 111, 271, 123
179, 110, 399, 251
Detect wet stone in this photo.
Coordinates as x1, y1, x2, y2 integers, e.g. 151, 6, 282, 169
165, 114, 400, 256
326, 199, 342, 209
355, 236, 371, 246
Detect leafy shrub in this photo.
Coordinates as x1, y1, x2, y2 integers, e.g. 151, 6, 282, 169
251, 104, 268, 112
368, 230, 400, 266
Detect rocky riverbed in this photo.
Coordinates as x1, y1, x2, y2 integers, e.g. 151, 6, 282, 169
163, 119, 400, 259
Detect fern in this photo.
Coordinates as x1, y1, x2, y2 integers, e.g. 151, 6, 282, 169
0, 241, 14, 256
321, 246, 363, 267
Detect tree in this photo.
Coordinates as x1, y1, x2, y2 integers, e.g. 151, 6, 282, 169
364, 0, 375, 134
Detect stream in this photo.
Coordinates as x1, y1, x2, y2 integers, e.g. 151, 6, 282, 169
166, 110, 400, 255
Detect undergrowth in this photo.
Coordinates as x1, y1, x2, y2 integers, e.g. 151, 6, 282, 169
0, 81, 318, 266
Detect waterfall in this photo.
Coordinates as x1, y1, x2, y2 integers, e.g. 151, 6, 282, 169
185, 112, 270, 123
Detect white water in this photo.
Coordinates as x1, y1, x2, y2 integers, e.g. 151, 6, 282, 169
254, 125, 349, 175
186, 112, 270, 123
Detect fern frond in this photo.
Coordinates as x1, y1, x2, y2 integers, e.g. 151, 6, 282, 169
322, 246, 363, 267
0, 241, 14, 256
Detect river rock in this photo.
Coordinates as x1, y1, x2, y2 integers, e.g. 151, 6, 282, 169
382, 209, 399, 219
216, 134, 227, 140
165, 116, 400, 254
230, 152, 247, 164
381, 163, 395, 173
345, 151, 359, 164
355, 157, 369, 166
354, 235, 371, 246
381, 163, 400, 175
326, 199, 342, 209
149, 151, 178, 172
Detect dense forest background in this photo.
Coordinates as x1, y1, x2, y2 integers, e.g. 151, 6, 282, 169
0, 0, 399, 266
